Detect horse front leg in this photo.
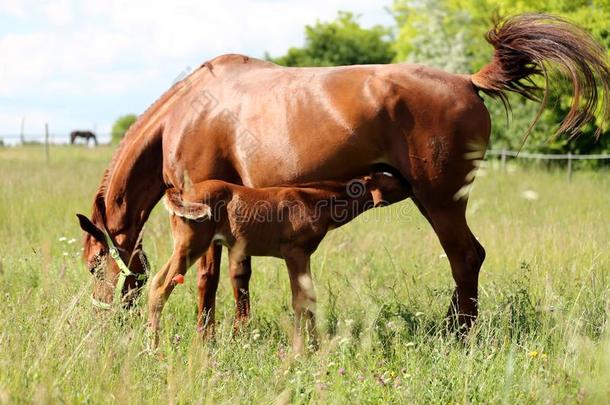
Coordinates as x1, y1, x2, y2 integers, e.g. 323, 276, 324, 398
148, 216, 210, 347
284, 250, 318, 353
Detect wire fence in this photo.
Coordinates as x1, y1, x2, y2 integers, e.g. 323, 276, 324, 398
1, 132, 608, 181
487, 149, 610, 161
487, 149, 610, 182
0, 133, 112, 145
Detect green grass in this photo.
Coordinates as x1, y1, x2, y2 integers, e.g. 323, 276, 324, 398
0, 145, 608, 404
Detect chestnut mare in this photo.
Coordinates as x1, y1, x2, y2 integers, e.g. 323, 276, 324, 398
77, 14, 609, 333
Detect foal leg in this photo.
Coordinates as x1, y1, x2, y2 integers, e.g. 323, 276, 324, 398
228, 251, 252, 332
413, 198, 485, 332
284, 250, 317, 353
148, 216, 210, 346
196, 244, 222, 336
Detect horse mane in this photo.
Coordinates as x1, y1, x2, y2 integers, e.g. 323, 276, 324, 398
91, 65, 207, 226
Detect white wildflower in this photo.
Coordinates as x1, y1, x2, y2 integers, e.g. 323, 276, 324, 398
521, 190, 539, 201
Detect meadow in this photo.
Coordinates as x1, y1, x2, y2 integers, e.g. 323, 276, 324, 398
0, 145, 608, 404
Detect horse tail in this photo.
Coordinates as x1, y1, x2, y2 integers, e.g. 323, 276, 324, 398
163, 189, 212, 221
471, 13, 610, 138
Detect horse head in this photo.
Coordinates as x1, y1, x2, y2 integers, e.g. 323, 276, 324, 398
76, 203, 149, 310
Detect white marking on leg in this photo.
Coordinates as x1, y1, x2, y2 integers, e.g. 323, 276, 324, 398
297, 273, 316, 310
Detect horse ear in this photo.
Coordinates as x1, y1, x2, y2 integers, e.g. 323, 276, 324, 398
76, 214, 106, 244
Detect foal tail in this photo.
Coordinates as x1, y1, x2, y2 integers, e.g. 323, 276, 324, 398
163, 189, 212, 221
471, 13, 610, 138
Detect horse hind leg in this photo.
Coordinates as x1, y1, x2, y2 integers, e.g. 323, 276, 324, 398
196, 243, 222, 337
227, 250, 252, 334
413, 197, 484, 333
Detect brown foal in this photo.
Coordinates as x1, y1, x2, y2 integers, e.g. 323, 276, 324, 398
147, 172, 408, 349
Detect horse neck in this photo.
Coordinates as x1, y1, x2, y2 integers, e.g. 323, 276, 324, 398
95, 130, 165, 251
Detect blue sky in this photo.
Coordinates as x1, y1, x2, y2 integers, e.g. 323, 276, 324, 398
0, 0, 394, 141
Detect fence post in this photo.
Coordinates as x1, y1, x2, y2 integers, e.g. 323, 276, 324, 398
567, 152, 572, 183
501, 149, 507, 171
20, 117, 25, 145
45, 123, 50, 163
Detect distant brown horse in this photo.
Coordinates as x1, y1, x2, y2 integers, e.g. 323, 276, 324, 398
70, 130, 98, 145
77, 14, 609, 333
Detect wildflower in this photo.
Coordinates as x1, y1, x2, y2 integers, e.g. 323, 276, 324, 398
386, 320, 398, 331
316, 382, 328, 391
172, 334, 181, 345
376, 374, 389, 386
521, 190, 539, 201
62, 252, 69, 256
338, 368, 346, 376
278, 346, 288, 361
528, 350, 539, 358
67, 238, 76, 244
58, 236, 67, 242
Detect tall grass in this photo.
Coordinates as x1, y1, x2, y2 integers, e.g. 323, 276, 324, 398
0, 146, 608, 403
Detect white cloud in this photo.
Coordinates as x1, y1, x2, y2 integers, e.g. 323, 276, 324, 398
42, 0, 74, 26
0, 0, 393, 133
0, 0, 28, 20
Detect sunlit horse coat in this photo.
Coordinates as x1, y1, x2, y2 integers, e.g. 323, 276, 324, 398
77, 14, 609, 335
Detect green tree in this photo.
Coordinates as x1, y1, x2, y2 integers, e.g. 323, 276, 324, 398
268, 11, 396, 67
111, 114, 137, 144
